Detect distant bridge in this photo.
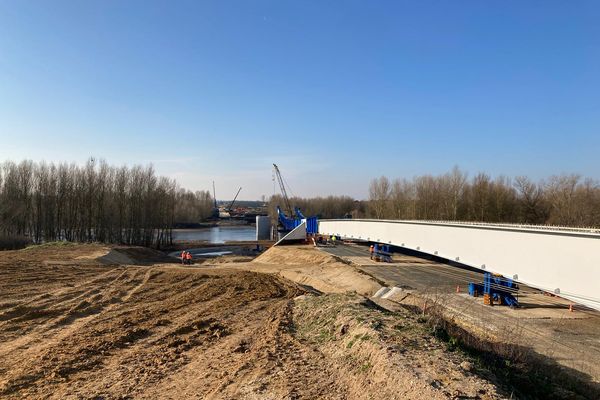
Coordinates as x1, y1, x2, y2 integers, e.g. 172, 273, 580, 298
318, 219, 600, 311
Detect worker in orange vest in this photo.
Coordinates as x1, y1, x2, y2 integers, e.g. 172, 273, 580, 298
185, 251, 193, 265
180, 250, 186, 265
369, 245, 374, 260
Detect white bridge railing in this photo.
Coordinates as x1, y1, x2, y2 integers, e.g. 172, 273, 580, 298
318, 219, 600, 311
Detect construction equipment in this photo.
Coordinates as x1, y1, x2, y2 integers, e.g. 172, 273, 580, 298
273, 164, 294, 218
212, 181, 218, 209
276, 206, 302, 231
227, 187, 242, 213
272, 164, 318, 235
468, 272, 519, 307
211, 181, 219, 219
372, 244, 392, 262
295, 207, 306, 219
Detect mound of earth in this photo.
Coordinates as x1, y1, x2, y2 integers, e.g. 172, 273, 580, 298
254, 245, 339, 265
5, 242, 109, 264
240, 245, 382, 296
101, 246, 176, 265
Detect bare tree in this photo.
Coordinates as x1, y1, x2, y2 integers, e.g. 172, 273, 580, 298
514, 176, 549, 224
545, 174, 580, 226
362, 168, 599, 228
368, 176, 391, 219
446, 166, 467, 220
0, 158, 211, 248
391, 178, 416, 219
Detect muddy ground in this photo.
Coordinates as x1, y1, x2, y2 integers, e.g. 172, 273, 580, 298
0, 243, 583, 399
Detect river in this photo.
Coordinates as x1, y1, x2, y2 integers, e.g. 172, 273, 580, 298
172, 225, 256, 244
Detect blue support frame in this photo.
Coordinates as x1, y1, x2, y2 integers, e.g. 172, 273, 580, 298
478, 272, 519, 307
277, 206, 318, 234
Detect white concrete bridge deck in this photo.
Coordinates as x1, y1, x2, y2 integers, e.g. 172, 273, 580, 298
318, 219, 600, 311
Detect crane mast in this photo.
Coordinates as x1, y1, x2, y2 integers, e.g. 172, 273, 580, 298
272, 164, 293, 217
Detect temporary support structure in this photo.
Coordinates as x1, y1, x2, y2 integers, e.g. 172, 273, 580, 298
275, 221, 306, 246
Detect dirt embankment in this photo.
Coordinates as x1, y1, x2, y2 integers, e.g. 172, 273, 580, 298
0, 244, 509, 399
294, 293, 501, 399
241, 245, 382, 295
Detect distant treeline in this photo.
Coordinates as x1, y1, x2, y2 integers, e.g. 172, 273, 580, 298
174, 189, 214, 226
0, 159, 214, 248
368, 167, 600, 227
268, 167, 600, 228
268, 194, 360, 221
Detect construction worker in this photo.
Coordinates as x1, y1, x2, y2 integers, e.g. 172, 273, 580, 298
185, 251, 193, 265
180, 250, 186, 265
369, 245, 374, 260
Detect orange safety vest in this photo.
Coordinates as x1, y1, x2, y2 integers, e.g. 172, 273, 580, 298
186, 252, 192, 260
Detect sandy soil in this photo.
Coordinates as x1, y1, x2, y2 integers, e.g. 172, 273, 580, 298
0, 244, 506, 399
244, 245, 383, 295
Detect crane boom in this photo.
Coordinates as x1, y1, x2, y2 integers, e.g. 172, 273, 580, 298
212, 181, 217, 208
227, 187, 242, 212
273, 164, 293, 217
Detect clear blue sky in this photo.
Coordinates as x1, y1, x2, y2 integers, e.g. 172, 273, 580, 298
0, 1, 598, 200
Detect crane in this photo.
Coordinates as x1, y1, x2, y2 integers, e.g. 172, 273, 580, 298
272, 164, 293, 217
227, 187, 242, 213
212, 181, 218, 209
211, 181, 220, 219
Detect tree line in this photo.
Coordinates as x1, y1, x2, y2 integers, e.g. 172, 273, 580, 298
268, 194, 359, 222
268, 167, 600, 229
368, 167, 600, 227
174, 189, 214, 227
0, 159, 214, 248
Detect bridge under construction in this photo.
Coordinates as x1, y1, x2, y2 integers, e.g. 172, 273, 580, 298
317, 219, 600, 311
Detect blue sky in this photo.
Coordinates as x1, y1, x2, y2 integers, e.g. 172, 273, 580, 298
0, 1, 598, 200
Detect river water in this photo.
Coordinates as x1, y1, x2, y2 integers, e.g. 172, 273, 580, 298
172, 226, 256, 244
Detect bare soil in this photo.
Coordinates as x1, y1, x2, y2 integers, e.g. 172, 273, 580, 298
247, 245, 383, 295
0, 244, 507, 399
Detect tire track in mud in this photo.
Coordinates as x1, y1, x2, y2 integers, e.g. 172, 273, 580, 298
0, 267, 150, 364
121, 267, 156, 302
0, 267, 153, 396
0, 266, 348, 399
0, 267, 123, 316
0, 267, 211, 395
0, 267, 128, 328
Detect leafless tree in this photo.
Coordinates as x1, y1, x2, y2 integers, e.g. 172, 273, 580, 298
0, 158, 213, 248
363, 168, 599, 228
368, 176, 391, 219
514, 176, 549, 224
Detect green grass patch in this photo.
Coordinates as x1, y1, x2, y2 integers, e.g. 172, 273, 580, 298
359, 362, 372, 373
23, 241, 79, 250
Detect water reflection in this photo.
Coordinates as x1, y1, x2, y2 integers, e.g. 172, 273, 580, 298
172, 226, 255, 244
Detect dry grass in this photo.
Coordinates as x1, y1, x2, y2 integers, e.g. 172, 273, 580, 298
399, 290, 600, 399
